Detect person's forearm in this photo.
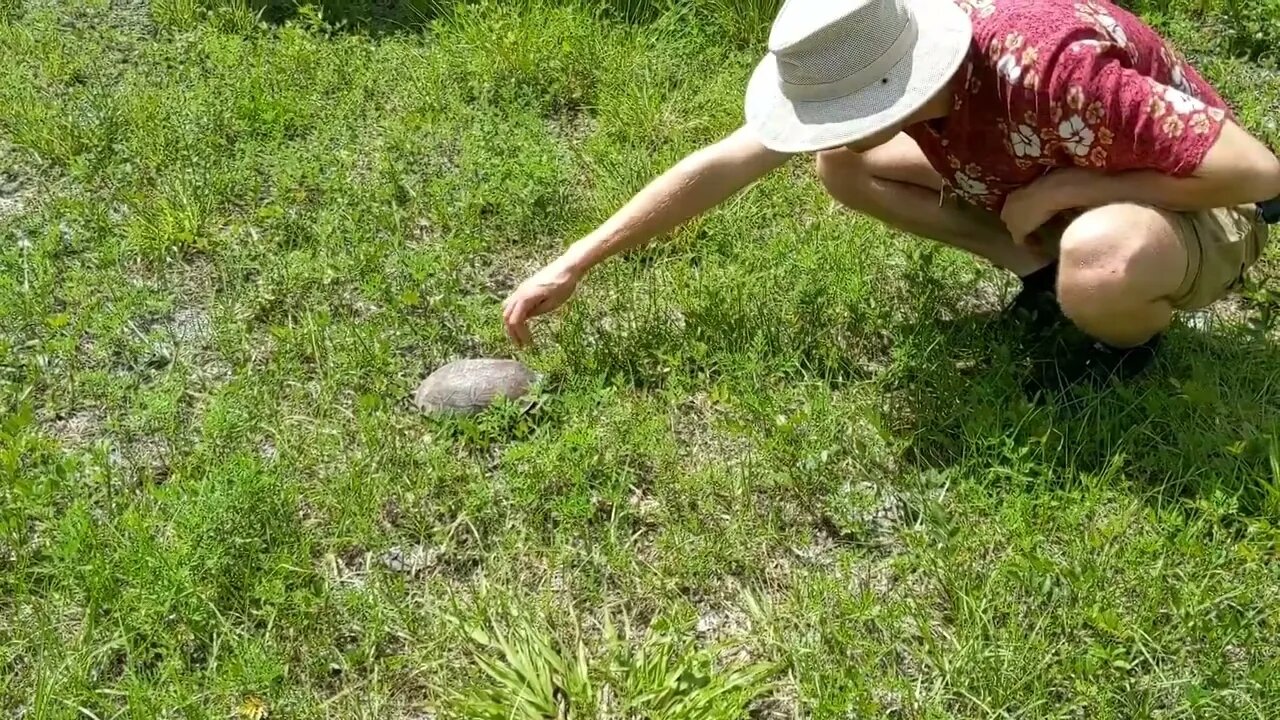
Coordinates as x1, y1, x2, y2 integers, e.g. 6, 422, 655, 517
1055, 122, 1280, 213
557, 128, 790, 275
1058, 166, 1280, 213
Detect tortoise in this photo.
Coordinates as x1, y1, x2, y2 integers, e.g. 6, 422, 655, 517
413, 359, 540, 416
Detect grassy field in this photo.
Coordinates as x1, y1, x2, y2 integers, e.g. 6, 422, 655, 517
2, 0, 1280, 717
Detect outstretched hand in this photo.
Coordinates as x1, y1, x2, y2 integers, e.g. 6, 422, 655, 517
502, 260, 581, 348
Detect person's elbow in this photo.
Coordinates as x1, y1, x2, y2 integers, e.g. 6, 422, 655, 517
1210, 122, 1280, 201
1252, 150, 1280, 200
675, 126, 791, 187
711, 126, 794, 175
1229, 150, 1280, 203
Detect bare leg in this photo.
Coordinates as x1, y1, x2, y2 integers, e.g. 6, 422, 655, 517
816, 137, 1184, 349
815, 136, 1050, 276
1056, 204, 1186, 347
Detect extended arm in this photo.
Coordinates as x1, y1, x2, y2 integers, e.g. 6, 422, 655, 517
502, 126, 793, 346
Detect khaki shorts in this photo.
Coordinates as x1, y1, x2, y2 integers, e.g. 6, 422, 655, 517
952, 197, 1269, 311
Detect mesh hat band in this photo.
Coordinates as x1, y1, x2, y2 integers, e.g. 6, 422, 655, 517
777, 9, 919, 102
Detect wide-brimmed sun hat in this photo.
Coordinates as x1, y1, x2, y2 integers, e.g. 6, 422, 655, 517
745, 0, 973, 153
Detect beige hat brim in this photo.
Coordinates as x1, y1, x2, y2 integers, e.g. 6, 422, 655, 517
745, 0, 973, 154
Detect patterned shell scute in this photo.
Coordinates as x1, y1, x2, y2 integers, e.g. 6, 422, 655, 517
413, 359, 540, 416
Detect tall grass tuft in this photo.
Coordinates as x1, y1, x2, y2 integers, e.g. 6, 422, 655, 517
150, 0, 204, 30
691, 0, 781, 48
0, 0, 21, 24
577, 0, 782, 47
457, 614, 777, 719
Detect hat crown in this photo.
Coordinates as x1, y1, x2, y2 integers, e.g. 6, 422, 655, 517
769, 0, 917, 98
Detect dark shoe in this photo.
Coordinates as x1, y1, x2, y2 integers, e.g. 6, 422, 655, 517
1024, 332, 1163, 396
1004, 262, 1067, 334
1258, 197, 1280, 224
1005, 284, 1066, 329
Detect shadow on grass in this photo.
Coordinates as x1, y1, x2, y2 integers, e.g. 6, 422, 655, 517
547, 235, 1279, 514
882, 306, 1280, 516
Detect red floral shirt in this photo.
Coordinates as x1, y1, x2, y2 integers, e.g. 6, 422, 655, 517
904, 0, 1231, 211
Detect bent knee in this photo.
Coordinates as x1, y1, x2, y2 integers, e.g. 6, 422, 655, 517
1057, 204, 1185, 320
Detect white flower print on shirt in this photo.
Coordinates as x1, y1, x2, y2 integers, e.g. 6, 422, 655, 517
954, 172, 990, 198
1164, 86, 1205, 114
1057, 115, 1095, 157
1070, 39, 1109, 54
997, 54, 1023, 85
1160, 45, 1197, 96
996, 35, 1040, 89
1010, 125, 1042, 158
1075, 2, 1128, 48
1170, 60, 1194, 95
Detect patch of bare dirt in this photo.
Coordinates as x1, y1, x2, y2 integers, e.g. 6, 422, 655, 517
44, 409, 107, 449
690, 590, 763, 668
169, 307, 213, 347
0, 172, 31, 220
320, 547, 372, 589
1223, 644, 1249, 670
42, 407, 180, 483
750, 682, 801, 720
694, 602, 752, 644
1182, 296, 1253, 334
546, 108, 598, 147
627, 485, 661, 522
381, 544, 441, 578
111, 435, 173, 483
296, 496, 326, 532
670, 392, 754, 473
804, 481, 912, 561
955, 274, 1011, 317
408, 216, 440, 248
460, 252, 540, 300
107, 0, 155, 34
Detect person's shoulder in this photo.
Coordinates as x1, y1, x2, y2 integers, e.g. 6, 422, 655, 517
957, 0, 1085, 87
965, 0, 1097, 45
963, 0, 1143, 92
971, 0, 1154, 53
